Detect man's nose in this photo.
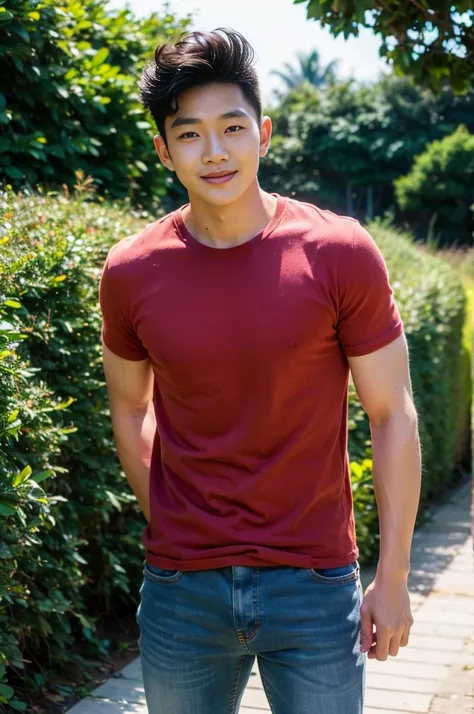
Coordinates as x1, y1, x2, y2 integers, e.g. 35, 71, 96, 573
202, 134, 229, 163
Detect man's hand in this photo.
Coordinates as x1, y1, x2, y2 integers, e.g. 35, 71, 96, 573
360, 576, 414, 660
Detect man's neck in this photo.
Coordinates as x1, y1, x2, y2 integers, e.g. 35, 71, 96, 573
182, 183, 278, 249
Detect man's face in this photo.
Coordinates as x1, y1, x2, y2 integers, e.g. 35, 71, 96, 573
155, 83, 272, 206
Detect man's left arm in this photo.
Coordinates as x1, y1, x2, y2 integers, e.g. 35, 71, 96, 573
348, 332, 422, 661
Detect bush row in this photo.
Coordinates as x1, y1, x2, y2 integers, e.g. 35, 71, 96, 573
0, 188, 148, 710
0, 190, 471, 709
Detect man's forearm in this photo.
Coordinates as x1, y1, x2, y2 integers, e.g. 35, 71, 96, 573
109, 402, 156, 522
370, 407, 422, 580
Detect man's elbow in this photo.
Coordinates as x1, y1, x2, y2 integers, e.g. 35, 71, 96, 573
368, 398, 418, 430
108, 393, 153, 420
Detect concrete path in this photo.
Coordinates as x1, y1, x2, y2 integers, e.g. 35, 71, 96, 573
67, 479, 473, 713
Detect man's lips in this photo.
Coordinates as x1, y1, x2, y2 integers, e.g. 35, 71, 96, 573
201, 171, 237, 185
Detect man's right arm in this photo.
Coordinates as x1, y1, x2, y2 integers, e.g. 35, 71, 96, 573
102, 342, 156, 522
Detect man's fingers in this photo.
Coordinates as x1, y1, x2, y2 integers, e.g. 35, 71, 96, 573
374, 624, 411, 660
400, 624, 411, 648
374, 628, 391, 661
388, 632, 403, 657
360, 603, 374, 653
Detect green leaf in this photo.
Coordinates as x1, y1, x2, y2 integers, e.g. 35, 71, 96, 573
91, 47, 109, 67
5, 167, 24, 179
0, 503, 16, 517
0, 93, 5, 112
60, 426, 78, 434
10, 21, 29, 42
9, 701, 28, 711
12, 57, 23, 72
7, 410, 19, 423
53, 397, 75, 410
3, 299, 21, 308
0, 9, 14, 21
31, 470, 54, 484
13, 466, 32, 487
5, 420, 21, 433
28, 11, 41, 21
105, 490, 122, 511
0, 684, 14, 699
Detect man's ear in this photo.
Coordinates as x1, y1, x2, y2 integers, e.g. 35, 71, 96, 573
259, 116, 272, 158
154, 135, 175, 172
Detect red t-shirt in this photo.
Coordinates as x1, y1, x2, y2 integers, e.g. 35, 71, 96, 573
99, 194, 404, 571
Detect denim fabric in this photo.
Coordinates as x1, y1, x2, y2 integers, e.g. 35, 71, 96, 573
136, 561, 365, 713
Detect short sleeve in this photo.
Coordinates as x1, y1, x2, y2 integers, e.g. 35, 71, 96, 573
99, 255, 149, 361
337, 222, 404, 357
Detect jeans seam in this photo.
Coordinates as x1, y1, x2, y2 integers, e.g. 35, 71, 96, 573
259, 662, 276, 714
244, 566, 260, 642
232, 567, 250, 653
232, 567, 260, 646
229, 655, 245, 714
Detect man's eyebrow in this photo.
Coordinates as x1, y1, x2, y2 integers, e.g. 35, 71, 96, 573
170, 109, 250, 130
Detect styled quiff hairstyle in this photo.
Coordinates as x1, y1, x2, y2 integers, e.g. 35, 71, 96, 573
138, 28, 262, 143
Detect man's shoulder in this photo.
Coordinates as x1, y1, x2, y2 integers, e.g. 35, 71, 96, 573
283, 196, 359, 246
105, 210, 177, 269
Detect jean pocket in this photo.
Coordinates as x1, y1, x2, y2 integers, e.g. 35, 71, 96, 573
144, 561, 183, 584
305, 561, 359, 585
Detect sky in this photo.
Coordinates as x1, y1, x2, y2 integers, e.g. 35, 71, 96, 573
106, 0, 390, 104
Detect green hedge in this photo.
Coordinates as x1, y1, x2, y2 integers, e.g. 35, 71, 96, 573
350, 220, 471, 563
0, 187, 149, 710
0, 0, 189, 210
0, 190, 471, 709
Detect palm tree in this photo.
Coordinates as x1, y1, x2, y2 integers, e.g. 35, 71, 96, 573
271, 49, 339, 92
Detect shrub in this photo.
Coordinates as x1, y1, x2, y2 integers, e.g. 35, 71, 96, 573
350, 221, 471, 503
0, 186, 148, 709
395, 125, 474, 247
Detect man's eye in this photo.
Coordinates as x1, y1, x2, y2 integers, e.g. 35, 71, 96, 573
179, 132, 198, 139
226, 125, 244, 133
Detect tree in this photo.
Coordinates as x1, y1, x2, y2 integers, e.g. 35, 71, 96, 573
395, 125, 474, 246
260, 75, 474, 220
293, 0, 474, 93
271, 48, 339, 96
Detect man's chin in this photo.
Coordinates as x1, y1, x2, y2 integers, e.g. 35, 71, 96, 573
190, 185, 247, 208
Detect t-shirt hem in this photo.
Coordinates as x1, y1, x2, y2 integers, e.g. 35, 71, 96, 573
145, 547, 360, 572
342, 320, 404, 358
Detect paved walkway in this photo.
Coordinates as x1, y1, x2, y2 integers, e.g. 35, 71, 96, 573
68, 479, 473, 713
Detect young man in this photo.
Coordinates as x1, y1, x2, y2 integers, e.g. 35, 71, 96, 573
99, 28, 421, 714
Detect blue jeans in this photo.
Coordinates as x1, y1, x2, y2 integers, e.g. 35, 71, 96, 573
136, 561, 365, 713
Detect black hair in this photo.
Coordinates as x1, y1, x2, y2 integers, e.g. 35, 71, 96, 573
138, 28, 262, 143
